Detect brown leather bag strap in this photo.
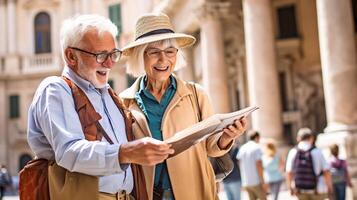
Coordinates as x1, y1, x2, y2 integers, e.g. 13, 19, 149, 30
62, 76, 148, 200
95, 121, 114, 145
108, 88, 135, 141
62, 76, 113, 144
188, 82, 202, 122
108, 88, 149, 200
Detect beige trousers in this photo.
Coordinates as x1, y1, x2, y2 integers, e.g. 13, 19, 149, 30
245, 184, 267, 200
98, 191, 133, 200
296, 193, 328, 200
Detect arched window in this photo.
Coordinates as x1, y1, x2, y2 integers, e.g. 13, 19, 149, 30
34, 12, 51, 54
19, 154, 32, 171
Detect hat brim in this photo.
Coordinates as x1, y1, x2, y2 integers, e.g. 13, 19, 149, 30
122, 33, 196, 56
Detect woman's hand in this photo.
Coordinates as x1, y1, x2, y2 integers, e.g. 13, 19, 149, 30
218, 117, 247, 149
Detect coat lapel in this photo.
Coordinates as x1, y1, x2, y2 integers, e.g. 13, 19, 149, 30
120, 75, 194, 139
129, 102, 152, 137
160, 77, 193, 139
120, 77, 152, 138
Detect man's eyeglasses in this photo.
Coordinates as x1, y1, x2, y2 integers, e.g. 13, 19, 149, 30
145, 47, 178, 59
69, 47, 122, 64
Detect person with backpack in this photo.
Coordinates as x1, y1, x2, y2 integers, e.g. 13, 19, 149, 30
286, 127, 333, 200
0, 164, 12, 200
329, 144, 353, 200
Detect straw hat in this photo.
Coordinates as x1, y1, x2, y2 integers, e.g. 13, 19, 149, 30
121, 13, 196, 56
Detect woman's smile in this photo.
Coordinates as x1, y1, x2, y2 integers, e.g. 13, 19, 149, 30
153, 65, 169, 72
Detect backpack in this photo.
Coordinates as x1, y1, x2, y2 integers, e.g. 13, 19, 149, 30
293, 147, 318, 190
330, 159, 346, 184
0, 170, 11, 187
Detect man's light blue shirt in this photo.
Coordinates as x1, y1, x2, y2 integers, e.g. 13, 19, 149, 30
27, 66, 133, 193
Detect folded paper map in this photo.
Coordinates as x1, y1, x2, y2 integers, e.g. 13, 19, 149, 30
166, 106, 259, 158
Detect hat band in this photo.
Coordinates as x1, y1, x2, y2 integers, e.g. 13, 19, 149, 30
135, 29, 174, 40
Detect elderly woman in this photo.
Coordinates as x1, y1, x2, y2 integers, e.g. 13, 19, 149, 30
120, 13, 247, 200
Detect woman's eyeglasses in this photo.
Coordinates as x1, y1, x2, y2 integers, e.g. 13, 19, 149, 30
145, 47, 178, 59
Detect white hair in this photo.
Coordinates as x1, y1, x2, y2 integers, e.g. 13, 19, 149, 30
60, 14, 118, 62
126, 39, 187, 77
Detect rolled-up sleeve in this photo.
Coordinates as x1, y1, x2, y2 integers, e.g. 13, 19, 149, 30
33, 81, 124, 176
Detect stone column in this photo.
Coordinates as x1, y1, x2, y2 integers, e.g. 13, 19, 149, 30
73, 0, 81, 14
199, 2, 231, 113
5, 0, 19, 74
0, 0, 7, 55
7, 0, 16, 53
80, 0, 90, 13
316, 0, 357, 131
176, 48, 195, 82
0, 81, 6, 164
242, 0, 284, 141
316, 0, 357, 198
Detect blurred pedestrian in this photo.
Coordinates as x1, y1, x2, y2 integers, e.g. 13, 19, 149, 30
0, 164, 11, 200
286, 128, 333, 200
223, 143, 242, 200
237, 130, 267, 200
329, 144, 353, 200
262, 141, 284, 200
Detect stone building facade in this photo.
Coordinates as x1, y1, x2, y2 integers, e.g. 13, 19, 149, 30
1, 0, 357, 198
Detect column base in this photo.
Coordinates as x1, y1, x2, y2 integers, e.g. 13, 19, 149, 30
316, 126, 357, 200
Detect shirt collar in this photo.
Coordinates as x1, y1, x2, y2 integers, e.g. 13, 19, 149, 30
138, 75, 177, 94
138, 76, 147, 94
297, 141, 312, 150
62, 66, 109, 93
120, 74, 191, 100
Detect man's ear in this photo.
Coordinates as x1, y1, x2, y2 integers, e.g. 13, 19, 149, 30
65, 48, 77, 66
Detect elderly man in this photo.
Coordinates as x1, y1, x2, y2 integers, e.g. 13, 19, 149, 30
26, 14, 173, 200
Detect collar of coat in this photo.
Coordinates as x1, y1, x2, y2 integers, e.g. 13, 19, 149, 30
120, 74, 196, 138
120, 74, 193, 100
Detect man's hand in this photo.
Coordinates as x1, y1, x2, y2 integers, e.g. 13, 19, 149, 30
218, 117, 247, 149
289, 186, 296, 196
286, 172, 296, 196
119, 137, 174, 166
323, 170, 334, 197
262, 183, 269, 194
348, 180, 353, 188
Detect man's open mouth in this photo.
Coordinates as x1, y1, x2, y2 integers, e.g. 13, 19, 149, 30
97, 70, 108, 76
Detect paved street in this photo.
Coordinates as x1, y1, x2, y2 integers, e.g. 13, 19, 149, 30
3, 190, 297, 200
3, 196, 19, 200
4, 188, 354, 200
218, 189, 297, 200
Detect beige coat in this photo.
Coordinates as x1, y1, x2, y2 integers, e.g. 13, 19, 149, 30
120, 76, 232, 200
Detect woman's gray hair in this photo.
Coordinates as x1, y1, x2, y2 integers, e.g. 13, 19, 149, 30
126, 39, 187, 77
60, 14, 118, 62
